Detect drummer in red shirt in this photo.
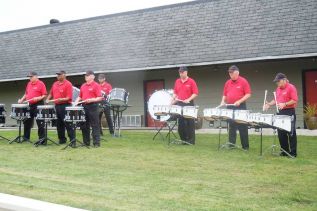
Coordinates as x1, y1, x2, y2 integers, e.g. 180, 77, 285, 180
18, 71, 47, 143
220, 65, 251, 150
46, 71, 75, 144
75, 71, 103, 147
264, 73, 298, 157
172, 66, 199, 145
98, 73, 114, 136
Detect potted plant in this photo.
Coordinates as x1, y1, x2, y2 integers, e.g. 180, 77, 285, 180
304, 103, 317, 130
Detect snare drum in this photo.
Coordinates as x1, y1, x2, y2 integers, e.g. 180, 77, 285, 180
259, 114, 274, 126
10, 104, 30, 120
182, 106, 198, 119
273, 115, 292, 132
219, 109, 233, 120
108, 88, 129, 106
64, 106, 86, 122
247, 113, 261, 126
203, 108, 221, 121
153, 105, 170, 116
234, 110, 250, 124
170, 105, 182, 115
36, 105, 56, 120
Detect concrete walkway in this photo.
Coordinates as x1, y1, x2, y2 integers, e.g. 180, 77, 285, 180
0, 193, 88, 211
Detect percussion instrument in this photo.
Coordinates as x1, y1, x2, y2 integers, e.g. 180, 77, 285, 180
64, 106, 86, 122
203, 108, 221, 121
219, 109, 233, 120
148, 89, 173, 122
169, 105, 182, 116
153, 105, 170, 116
108, 88, 129, 106
247, 113, 261, 125
259, 114, 274, 126
10, 104, 30, 120
234, 110, 250, 124
182, 106, 198, 119
36, 105, 56, 120
273, 115, 292, 132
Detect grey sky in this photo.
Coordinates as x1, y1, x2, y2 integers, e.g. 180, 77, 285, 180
0, 0, 191, 32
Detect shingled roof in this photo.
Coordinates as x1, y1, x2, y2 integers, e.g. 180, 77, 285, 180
0, 0, 316, 82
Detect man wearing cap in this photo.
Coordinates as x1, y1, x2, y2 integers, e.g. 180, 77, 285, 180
98, 73, 114, 136
46, 71, 75, 144
75, 71, 103, 147
264, 73, 298, 157
172, 66, 199, 145
220, 65, 251, 150
18, 71, 47, 143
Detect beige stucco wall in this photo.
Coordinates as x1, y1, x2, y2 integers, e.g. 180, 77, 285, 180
0, 58, 316, 128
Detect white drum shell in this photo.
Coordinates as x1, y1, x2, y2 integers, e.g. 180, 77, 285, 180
273, 115, 292, 132
220, 109, 233, 120
183, 106, 198, 119
259, 114, 274, 126
234, 110, 250, 124
148, 90, 173, 122
170, 105, 182, 115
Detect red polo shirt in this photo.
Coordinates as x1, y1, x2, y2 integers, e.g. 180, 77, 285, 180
276, 82, 298, 109
25, 79, 47, 105
50, 79, 73, 104
100, 82, 112, 95
79, 81, 102, 103
174, 77, 199, 100
223, 76, 251, 104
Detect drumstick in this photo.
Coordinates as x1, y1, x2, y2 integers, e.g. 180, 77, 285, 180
263, 90, 267, 112
273, 92, 279, 113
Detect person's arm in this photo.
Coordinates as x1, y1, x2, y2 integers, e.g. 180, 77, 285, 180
18, 94, 26, 103
220, 96, 227, 106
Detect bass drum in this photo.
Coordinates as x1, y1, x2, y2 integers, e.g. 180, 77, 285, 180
148, 89, 173, 122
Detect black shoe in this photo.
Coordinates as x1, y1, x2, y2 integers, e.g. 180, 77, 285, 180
93, 144, 100, 148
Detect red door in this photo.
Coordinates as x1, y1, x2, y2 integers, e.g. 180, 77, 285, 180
304, 71, 317, 105
144, 80, 165, 127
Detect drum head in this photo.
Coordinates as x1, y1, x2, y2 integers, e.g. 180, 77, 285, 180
148, 90, 173, 122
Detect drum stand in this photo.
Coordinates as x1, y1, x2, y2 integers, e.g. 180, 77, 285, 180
152, 116, 166, 141
34, 118, 59, 147
0, 115, 11, 142
219, 120, 241, 150
9, 118, 32, 144
263, 128, 294, 158
63, 121, 89, 150
110, 104, 129, 137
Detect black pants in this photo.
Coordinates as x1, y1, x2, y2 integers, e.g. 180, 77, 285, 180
81, 103, 100, 146
55, 104, 75, 143
277, 108, 297, 157
177, 102, 195, 145
99, 105, 114, 135
23, 102, 45, 140
227, 103, 249, 149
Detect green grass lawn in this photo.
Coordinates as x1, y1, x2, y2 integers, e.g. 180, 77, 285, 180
0, 129, 316, 211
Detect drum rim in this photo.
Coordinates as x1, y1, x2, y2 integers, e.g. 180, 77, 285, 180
11, 104, 29, 108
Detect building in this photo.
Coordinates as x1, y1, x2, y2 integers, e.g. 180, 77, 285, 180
0, 0, 316, 127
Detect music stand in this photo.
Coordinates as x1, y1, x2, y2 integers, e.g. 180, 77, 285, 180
34, 118, 59, 147
63, 121, 89, 150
